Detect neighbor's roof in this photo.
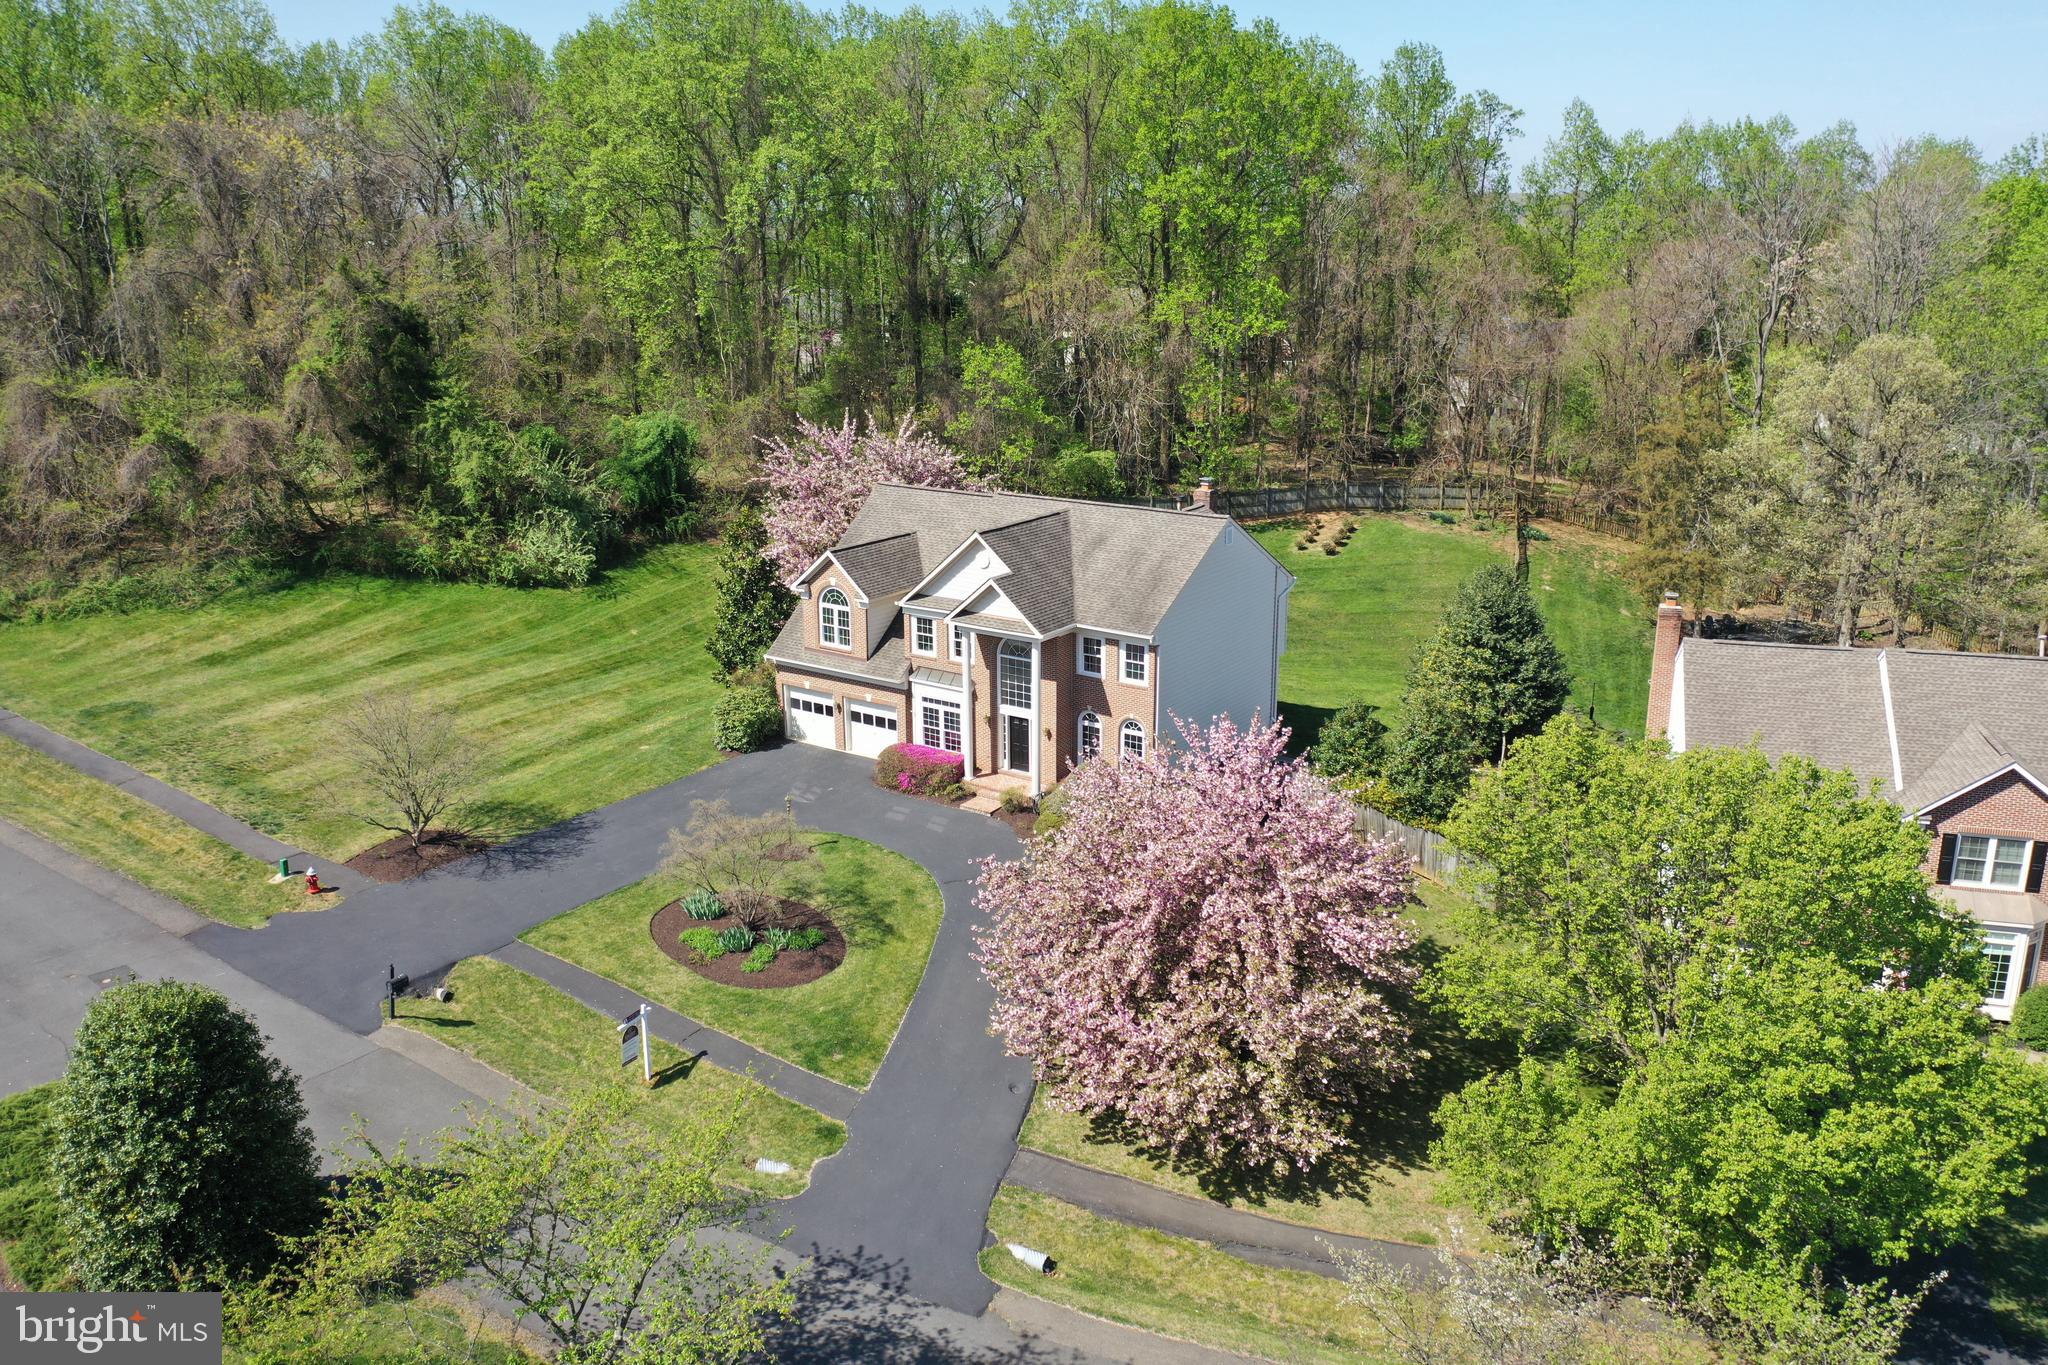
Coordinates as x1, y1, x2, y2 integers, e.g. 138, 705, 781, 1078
830, 485, 1266, 637
1676, 638, 2048, 810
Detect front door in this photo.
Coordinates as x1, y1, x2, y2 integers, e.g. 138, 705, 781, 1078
1002, 713, 1031, 773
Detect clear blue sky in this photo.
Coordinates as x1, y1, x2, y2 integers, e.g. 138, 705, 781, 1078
271, 0, 2046, 168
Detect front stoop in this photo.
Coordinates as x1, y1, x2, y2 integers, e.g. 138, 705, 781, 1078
961, 794, 1004, 815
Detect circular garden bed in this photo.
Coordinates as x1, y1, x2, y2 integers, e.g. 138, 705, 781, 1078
650, 895, 846, 989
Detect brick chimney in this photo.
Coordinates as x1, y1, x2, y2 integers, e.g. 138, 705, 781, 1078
1646, 590, 1685, 740
1190, 476, 1215, 512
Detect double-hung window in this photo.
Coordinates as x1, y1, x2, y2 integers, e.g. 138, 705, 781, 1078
912, 616, 936, 655
1953, 834, 2032, 890
1078, 711, 1102, 759
949, 624, 966, 662
818, 588, 852, 649
919, 700, 962, 754
1121, 640, 1148, 686
1120, 719, 1146, 762
1079, 636, 1104, 678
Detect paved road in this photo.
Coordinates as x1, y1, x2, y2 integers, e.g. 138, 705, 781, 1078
0, 820, 502, 1164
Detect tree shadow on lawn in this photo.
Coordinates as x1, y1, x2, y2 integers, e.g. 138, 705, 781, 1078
781, 835, 904, 954
1078, 937, 1514, 1222
1278, 700, 1337, 755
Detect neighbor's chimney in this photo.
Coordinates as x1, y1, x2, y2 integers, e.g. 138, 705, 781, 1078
1191, 476, 1215, 512
1646, 590, 1685, 740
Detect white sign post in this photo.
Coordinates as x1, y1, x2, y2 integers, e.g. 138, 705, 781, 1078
616, 1003, 653, 1086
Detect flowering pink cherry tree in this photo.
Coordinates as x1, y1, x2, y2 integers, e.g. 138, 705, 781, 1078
976, 716, 1418, 1174
760, 413, 980, 579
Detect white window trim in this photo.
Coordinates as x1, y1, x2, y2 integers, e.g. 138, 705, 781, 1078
949, 623, 966, 663
918, 697, 963, 754
1121, 640, 1148, 687
998, 639, 1033, 712
1078, 635, 1104, 678
1952, 833, 2033, 891
1981, 928, 2029, 1018
1078, 709, 1102, 760
818, 588, 853, 652
1120, 718, 1146, 762
911, 615, 937, 657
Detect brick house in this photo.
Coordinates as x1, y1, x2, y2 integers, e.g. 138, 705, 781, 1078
1646, 593, 2048, 1018
765, 482, 1294, 807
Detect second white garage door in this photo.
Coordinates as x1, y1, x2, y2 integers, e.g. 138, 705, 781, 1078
785, 688, 836, 747
845, 702, 900, 758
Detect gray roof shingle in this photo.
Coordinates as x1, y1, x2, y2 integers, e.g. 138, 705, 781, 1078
1677, 638, 2048, 808
764, 612, 909, 687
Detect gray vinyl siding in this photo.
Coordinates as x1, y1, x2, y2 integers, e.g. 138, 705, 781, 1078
1154, 525, 1289, 739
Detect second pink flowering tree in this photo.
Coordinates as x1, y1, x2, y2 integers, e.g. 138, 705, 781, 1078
759, 414, 979, 580
976, 716, 1418, 1174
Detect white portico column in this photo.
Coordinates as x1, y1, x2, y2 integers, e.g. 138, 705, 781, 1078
959, 627, 975, 777
1028, 639, 1042, 798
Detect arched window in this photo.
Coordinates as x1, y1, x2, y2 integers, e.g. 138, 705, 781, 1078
998, 639, 1032, 709
819, 588, 852, 648
1078, 710, 1102, 760
1120, 719, 1145, 762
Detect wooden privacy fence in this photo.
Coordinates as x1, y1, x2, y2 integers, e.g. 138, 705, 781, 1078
1126, 476, 1630, 535
1353, 802, 1479, 888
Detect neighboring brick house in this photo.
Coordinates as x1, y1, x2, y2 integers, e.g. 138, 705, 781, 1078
765, 482, 1294, 807
1646, 593, 2048, 1018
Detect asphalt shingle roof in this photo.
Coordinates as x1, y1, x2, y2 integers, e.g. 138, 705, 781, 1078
1677, 638, 2048, 809
834, 485, 1236, 638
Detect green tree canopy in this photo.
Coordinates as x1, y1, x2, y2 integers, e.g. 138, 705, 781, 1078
54, 980, 320, 1290
1385, 563, 1571, 821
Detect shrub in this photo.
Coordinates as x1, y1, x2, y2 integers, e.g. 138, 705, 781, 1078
2013, 985, 2048, 1049
1522, 525, 1551, 541
492, 507, 600, 588
713, 681, 781, 752
0, 1084, 69, 1290
1428, 510, 1457, 525
1324, 545, 1340, 555
789, 926, 826, 951
717, 925, 757, 954
679, 927, 726, 961
875, 742, 964, 798
1034, 783, 1072, 836
55, 982, 320, 1289
999, 789, 1036, 814
1311, 699, 1389, 782
742, 943, 778, 974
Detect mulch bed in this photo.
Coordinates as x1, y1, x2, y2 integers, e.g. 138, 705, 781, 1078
344, 829, 491, 883
649, 896, 846, 989
885, 781, 1040, 837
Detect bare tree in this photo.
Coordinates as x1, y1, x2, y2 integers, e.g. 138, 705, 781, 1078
659, 800, 814, 932
335, 692, 480, 851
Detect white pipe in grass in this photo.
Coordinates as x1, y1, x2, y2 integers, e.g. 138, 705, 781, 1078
1006, 1244, 1054, 1274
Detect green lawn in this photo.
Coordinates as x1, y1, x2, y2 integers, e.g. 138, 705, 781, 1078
1257, 515, 1651, 743
982, 1186, 1396, 1365
0, 544, 727, 859
228, 1292, 538, 1364
523, 833, 944, 1089
0, 1083, 66, 1291
0, 735, 308, 927
393, 958, 845, 1197
1977, 1137, 2048, 1346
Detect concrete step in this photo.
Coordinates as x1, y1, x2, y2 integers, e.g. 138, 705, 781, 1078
961, 794, 1003, 815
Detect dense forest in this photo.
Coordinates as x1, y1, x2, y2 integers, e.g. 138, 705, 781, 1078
0, 0, 2043, 647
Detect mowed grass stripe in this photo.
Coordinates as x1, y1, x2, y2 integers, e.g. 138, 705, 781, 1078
0, 546, 726, 857
1254, 516, 1651, 738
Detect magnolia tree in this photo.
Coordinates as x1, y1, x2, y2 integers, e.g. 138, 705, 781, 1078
975, 716, 1417, 1173
759, 413, 979, 578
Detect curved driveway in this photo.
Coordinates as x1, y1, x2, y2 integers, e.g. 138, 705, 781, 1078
189, 743, 1030, 1315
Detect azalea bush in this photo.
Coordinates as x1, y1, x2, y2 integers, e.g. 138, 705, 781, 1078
875, 742, 963, 798
760, 414, 979, 578
976, 716, 1418, 1173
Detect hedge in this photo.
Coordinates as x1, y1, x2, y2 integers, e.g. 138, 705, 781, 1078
876, 742, 964, 798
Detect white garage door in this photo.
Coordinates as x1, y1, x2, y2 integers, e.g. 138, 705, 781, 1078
845, 702, 900, 759
785, 688, 836, 748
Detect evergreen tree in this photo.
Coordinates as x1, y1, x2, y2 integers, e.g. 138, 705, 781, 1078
1386, 564, 1571, 821
54, 981, 321, 1290
706, 505, 794, 678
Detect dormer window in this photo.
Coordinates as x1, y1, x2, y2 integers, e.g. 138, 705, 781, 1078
819, 588, 852, 649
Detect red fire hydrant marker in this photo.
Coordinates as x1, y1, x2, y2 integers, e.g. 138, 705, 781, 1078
305, 868, 321, 896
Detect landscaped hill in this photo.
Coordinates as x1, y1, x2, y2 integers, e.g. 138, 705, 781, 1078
0, 545, 726, 860
1255, 515, 1652, 742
